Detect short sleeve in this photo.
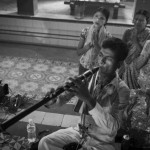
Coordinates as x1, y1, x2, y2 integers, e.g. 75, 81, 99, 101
57, 91, 75, 106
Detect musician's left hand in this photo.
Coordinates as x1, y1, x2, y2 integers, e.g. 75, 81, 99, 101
44, 88, 57, 109
65, 77, 96, 110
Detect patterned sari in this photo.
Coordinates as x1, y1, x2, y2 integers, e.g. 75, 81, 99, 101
120, 27, 150, 89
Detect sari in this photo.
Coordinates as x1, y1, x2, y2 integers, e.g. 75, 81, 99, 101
120, 27, 150, 89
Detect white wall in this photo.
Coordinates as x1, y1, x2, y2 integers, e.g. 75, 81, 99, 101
0, 16, 133, 48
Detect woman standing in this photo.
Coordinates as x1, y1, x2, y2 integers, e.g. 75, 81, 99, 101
77, 7, 112, 75
75, 7, 112, 113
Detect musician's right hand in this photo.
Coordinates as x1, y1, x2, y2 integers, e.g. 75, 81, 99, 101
44, 88, 57, 109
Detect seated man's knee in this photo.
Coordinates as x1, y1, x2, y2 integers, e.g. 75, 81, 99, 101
38, 136, 50, 150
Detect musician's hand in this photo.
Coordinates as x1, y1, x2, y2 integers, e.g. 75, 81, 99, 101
66, 77, 93, 101
67, 77, 96, 110
44, 88, 57, 109
65, 77, 88, 98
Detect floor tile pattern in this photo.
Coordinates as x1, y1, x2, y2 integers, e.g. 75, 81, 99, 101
0, 56, 79, 104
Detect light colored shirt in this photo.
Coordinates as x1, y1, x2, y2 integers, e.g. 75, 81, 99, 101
56, 72, 130, 147
78, 74, 129, 144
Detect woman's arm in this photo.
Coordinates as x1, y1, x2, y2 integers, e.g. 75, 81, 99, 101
134, 40, 150, 70
77, 28, 93, 56
76, 37, 92, 56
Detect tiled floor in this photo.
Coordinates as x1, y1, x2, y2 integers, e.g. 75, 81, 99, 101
0, 42, 80, 138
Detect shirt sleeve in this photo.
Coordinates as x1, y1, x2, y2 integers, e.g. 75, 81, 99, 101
89, 102, 119, 135
88, 80, 130, 134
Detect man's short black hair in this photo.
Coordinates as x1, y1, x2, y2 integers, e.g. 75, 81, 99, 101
102, 37, 129, 62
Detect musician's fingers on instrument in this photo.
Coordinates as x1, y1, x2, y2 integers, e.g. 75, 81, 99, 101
45, 92, 50, 97
66, 77, 78, 88
68, 86, 77, 92
44, 104, 49, 108
66, 88, 75, 93
44, 99, 56, 108
44, 102, 53, 108
66, 84, 78, 93
82, 77, 88, 86
44, 102, 51, 108
67, 76, 76, 82
65, 81, 73, 90
65, 77, 74, 86
50, 88, 55, 93
66, 76, 84, 90
46, 88, 55, 97
72, 76, 83, 88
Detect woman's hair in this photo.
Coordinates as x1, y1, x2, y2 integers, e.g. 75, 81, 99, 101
93, 7, 110, 23
102, 37, 129, 62
135, 9, 150, 23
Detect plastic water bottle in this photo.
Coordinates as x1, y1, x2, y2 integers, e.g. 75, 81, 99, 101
27, 119, 36, 143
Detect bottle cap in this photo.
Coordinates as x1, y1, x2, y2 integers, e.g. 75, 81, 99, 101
28, 119, 34, 124
123, 134, 130, 140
